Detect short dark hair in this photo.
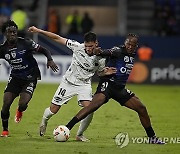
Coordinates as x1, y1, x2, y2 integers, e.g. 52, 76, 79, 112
1, 20, 18, 34
127, 33, 139, 39
84, 31, 97, 42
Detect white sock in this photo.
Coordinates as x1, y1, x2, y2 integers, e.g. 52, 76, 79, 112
77, 113, 93, 136
41, 107, 54, 125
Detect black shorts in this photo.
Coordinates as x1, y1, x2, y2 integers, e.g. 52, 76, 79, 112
95, 79, 135, 106
4, 76, 37, 96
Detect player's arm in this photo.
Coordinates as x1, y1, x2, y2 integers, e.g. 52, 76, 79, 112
93, 47, 121, 57
28, 26, 67, 45
96, 58, 117, 76
27, 38, 59, 72
97, 67, 117, 76
37, 46, 59, 72
37, 47, 59, 72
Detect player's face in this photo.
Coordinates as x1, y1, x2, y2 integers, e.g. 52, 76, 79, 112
84, 41, 98, 56
124, 38, 138, 54
5, 26, 18, 44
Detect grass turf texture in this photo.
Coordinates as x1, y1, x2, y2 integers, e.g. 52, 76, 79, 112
0, 82, 180, 154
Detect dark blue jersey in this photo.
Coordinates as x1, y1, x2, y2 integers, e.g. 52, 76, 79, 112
100, 46, 135, 86
0, 37, 41, 80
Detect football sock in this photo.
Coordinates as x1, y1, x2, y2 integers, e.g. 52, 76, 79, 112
77, 113, 93, 136
145, 126, 155, 137
18, 103, 28, 112
41, 107, 54, 125
66, 116, 80, 130
1, 111, 10, 131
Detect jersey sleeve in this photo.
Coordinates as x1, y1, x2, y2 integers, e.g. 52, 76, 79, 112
66, 39, 81, 52
101, 46, 122, 58
25, 38, 40, 51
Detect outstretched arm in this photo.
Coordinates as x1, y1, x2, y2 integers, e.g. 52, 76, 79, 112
38, 46, 59, 72
28, 26, 67, 45
93, 47, 121, 57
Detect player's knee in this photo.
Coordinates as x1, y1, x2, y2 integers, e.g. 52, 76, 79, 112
1, 110, 10, 120
50, 104, 61, 114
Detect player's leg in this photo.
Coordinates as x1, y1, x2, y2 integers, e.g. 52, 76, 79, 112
1, 92, 17, 137
15, 80, 37, 123
15, 92, 32, 123
124, 96, 153, 134
124, 96, 165, 144
40, 79, 74, 136
66, 93, 106, 130
66, 80, 110, 131
76, 100, 93, 142
75, 84, 94, 141
40, 103, 61, 136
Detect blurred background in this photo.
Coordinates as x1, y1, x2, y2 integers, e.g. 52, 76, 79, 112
0, 0, 180, 84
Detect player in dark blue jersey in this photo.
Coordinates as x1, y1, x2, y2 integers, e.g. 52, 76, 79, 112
0, 20, 59, 137
65, 33, 165, 144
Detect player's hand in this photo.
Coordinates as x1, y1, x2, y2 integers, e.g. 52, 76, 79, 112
93, 47, 102, 55
47, 60, 59, 72
28, 26, 40, 33
103, 67, 117, 75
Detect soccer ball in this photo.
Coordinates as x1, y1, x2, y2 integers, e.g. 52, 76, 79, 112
53, 125, 70, 142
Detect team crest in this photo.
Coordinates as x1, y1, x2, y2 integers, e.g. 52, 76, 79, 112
5, 54, 10, 60
11, 51, 16, 58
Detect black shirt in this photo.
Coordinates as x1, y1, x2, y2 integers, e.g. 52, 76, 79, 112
100, 46, 136, 86
0, 37, 41, 80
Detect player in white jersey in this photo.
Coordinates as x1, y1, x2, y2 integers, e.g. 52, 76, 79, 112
28, 26, 117, 141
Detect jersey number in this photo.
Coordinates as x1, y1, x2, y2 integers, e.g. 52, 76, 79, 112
58, 88, 66, 97
101, 82, 108, 91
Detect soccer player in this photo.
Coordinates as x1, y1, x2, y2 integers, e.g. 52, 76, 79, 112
0, 20, 58, 137
65, 33, 165, 144
28, 26, 117, 142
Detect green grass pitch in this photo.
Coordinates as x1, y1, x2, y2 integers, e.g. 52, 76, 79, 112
0, 82, 180, 154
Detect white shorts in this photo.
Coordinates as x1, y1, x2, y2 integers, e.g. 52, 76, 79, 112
52, 78, 92, 106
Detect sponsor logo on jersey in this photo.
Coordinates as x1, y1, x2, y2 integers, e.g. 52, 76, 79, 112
10, 58, 22, 64
18, 50, 26, 54
11, 51, 16, 58
80, 53, 85, 57
9, 48, 17, 51
84, 63, 90, 67
77, 61, 93, 72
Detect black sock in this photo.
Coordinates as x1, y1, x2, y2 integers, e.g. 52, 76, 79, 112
1, 111, 9, 131
2, 119, 8, 131
66, 117, 79, 130
18, 104, 28, 112
145, 126, 155, 137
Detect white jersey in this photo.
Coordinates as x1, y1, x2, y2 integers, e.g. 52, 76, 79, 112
63, 39, 105, 85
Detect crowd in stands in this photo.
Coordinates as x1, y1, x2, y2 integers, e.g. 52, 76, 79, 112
0, 0, 95, 36
65, 10, 94, 35
153, 0, 179, 36
0, 0, 179, 36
